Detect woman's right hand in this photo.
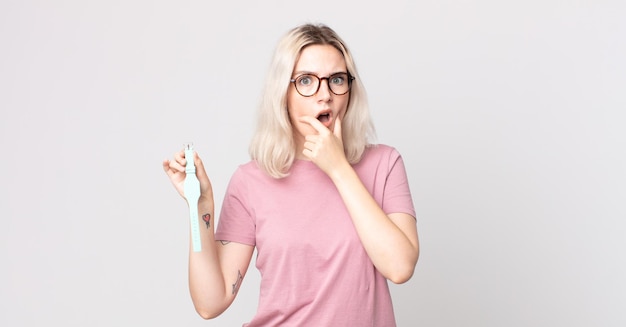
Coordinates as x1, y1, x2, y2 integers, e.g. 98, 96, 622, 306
163, 149, 254, 320
162, 149, 214, 202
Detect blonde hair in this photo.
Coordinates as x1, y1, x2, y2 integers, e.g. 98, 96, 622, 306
249, 23, 376, 178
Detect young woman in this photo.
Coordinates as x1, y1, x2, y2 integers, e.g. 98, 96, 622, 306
163, 23, 419, 326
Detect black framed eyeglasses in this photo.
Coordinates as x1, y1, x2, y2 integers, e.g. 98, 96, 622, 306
290, 72, 355, 97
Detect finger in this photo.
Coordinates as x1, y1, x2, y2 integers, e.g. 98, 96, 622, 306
299, 116, 328, 134
174, 150, 187, 166
302, 148, 313, 160
192, 151, 209, 181
304, 134, 320, 142
163, 159, 185, 179
304, 140, 316, 152
162, 159, 172, 174
167, 157, 186, 173
333, 115, 342, 140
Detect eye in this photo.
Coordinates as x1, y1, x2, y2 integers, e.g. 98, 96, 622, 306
330, 74, 346, 85
297, 75, 314, 86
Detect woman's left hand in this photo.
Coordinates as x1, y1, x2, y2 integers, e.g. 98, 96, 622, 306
300, 115, 349, 177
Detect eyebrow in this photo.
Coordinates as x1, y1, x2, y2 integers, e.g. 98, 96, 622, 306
292, 70, 348, 77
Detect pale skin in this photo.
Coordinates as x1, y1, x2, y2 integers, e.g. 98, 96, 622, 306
301, 115, 419, 283
163, 44, 419, 319
162, 150, 254, 319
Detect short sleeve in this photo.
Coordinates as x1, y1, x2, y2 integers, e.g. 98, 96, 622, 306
382, 149, 416, 219
215, 167, 257, 246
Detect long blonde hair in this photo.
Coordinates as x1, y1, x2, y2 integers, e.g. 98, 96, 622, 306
249, 23, 375, 178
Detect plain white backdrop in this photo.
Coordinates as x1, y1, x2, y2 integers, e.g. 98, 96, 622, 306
1, 0, 625, 326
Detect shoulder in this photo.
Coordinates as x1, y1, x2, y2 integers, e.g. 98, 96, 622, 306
229, 160, 276, 186
361, 144, 403, 163
352, 144, 404, 174
235, 160, 262, 174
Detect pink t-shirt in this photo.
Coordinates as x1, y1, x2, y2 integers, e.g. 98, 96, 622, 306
215, 144, 416, 327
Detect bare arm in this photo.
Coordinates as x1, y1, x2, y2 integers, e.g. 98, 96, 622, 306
327, 165, 419, 284
163, 151, 254, 319
301, 116, 419, 284
187, 198, 254, 319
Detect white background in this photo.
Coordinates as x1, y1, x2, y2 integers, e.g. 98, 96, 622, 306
1, 0, 625, 326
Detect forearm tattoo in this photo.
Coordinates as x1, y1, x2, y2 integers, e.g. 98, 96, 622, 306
232, 270, 243, 295
202, 213, 211, 229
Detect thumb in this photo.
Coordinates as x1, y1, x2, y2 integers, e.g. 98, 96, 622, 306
333, 115, 343, 140
192, 152, 208, 180
193, 151, 214, 194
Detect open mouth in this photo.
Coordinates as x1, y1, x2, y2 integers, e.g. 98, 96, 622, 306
316, 112, 331, 123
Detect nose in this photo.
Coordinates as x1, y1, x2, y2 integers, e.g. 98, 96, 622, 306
317, 78, 332, 100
